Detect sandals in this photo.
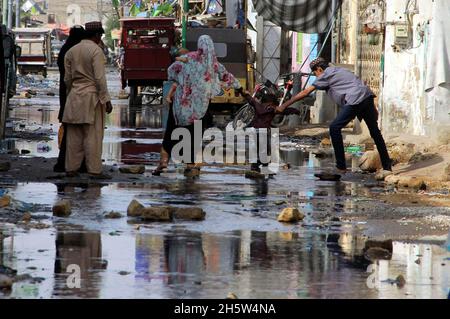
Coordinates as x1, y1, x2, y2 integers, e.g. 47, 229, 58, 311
152, 163, 168, 176
152, 149, 169, 176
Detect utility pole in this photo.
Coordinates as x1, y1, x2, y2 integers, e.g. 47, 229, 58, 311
2, 0, 7, 25
331, 0, 337, 63
7, 0, 12, 29
15, 0, 19, 28
182, 0, 188, 47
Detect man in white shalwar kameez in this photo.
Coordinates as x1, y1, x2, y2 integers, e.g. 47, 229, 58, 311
63, 21, 113, 178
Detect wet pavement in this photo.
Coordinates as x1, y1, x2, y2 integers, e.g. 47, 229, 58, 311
0, 70, 449, 299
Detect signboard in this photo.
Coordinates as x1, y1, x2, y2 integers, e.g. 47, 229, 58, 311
111, 29, 121, 40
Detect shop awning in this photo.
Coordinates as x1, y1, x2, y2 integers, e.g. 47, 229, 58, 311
252, 0, 335, 33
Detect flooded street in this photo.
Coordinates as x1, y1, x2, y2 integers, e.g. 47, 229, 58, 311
0, 70, 449, 299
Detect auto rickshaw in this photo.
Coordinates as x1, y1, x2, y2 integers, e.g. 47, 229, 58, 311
119, 18, 176, 107
13, 27, 51, 77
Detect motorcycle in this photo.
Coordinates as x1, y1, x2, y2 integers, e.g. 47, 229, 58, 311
231, 70, 310, 130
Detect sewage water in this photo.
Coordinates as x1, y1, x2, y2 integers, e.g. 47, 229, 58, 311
1, 72, 449, 299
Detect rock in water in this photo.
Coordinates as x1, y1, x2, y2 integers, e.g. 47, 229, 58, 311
312, 148, 333, 158
364, 247, 392, 262
173, 207, 206, 221
52, 200, 72, 217
358, 150, 382, 172
245, 170, 265, 179
445, 163, 450, 181
104, 211, 123, 219
119, 165, 145, 174
141, 207, 172, 221
0, 195, 11, 208
226, 292, 238, 299
375, 169, 393, 181
0, 162, 11, 172
320, 137, 332, 147
364, 239, 393, 253
396, 275, 406, 288
22, 212, 32, 222
314, 173, 341, 181
277, 208, 305, 223
397, 176, 427, 190
127, 199, 144, 217
0, 274, 13, 290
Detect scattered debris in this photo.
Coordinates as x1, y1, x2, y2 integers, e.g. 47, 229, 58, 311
408, 152, 439, 164
312, 148, 333, 158
320, 138, 332, 147
104, 211, 123, 219
245, 170, 265, 179
0, 162, 11, 172
382, 275, 407, 288
314, 173, 341, 181
119, 165, 146, 174
364, 247, 392, 261
0, 195, 11, 208
0, 274, 13, 290
364, 239, 393, 253
21, 212, 32, 222
141, 207, 172, 221
226, 292, 238, 299
358, 150, 382, 172
375, 169, 393, 181
173, 207, 205, 221
277, 207, 305, 223
127, 199, 145, 217
52, 200, 72, 217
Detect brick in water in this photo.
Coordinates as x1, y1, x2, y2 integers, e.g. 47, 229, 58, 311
52, 200, 71, 217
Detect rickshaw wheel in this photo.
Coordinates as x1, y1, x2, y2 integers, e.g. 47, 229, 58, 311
129, 86, 142, 107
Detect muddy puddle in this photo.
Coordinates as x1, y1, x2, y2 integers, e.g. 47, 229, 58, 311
1, 168, 449, 299
1, 226, 449, 299
1, 71, 449, 299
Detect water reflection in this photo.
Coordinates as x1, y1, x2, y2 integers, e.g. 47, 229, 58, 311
0, 226, 449, 299
53, 231, 105, 298
131, 230, 449, 298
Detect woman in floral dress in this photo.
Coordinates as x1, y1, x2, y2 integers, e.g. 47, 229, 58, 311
153, 35, 243, 176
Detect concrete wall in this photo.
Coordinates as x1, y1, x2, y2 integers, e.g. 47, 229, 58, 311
36, 0, 112, 27
382, 0, 450, 139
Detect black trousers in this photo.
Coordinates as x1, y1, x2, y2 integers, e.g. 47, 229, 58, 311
162, 103, 213, 164
329, 96, 392, 170
251, 128, 270, 170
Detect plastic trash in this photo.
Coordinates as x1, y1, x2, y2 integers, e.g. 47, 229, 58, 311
345, 145, 364, 154
37, 143, 51, 153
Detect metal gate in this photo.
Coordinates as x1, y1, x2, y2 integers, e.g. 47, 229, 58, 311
357, 0, 386, 101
